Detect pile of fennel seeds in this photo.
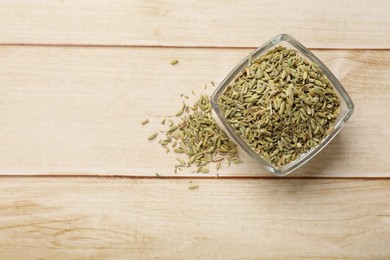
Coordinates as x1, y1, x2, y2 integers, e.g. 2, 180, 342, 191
156, 94, 242, 174
217, 46, 341, 167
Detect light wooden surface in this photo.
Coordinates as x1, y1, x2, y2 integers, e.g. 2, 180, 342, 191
0, 47, 389, 177
0, 0, 389, 258
0, 0, 389, 48
0, 178, 389, 259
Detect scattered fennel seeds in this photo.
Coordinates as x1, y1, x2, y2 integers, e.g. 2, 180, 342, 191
171, 59, 179, 65
217, 46, 340, 167
148, 132, 158, 141
198, 167, 209, 173
158, 94, 241, 173
141, 119, 149, 125
216, 161, 221, 170
188, 185, 199, 190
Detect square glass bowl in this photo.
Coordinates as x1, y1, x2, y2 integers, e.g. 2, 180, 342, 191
211, 34, 354, 176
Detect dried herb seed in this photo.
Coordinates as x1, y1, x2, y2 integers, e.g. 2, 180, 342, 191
218, 46, 340, 167
188, 185, 199, 190
155, 93, 242, 173
148, 132, 158, 141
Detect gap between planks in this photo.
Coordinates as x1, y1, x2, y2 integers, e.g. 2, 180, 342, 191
0, 43, 390, 51
0, 174, 389, 181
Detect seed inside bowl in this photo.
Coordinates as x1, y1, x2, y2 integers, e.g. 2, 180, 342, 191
217, 46, 341, 167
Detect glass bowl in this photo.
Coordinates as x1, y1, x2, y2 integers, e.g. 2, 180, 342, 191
211, 34, 354, 176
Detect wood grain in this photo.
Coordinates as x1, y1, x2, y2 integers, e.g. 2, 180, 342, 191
0, 178, 388, 259
0, 46, 389, 177
0, 2, 388, 259
0, 0, 389, 48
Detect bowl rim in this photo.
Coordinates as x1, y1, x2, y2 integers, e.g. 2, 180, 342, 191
211, 34, 354, 176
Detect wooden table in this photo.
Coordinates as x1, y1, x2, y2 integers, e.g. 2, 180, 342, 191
0, 1, 389, 258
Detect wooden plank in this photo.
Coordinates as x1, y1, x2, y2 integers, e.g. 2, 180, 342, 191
0, 46, 389, 177
0, 0, 389, 48
0, 178, 388, 259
